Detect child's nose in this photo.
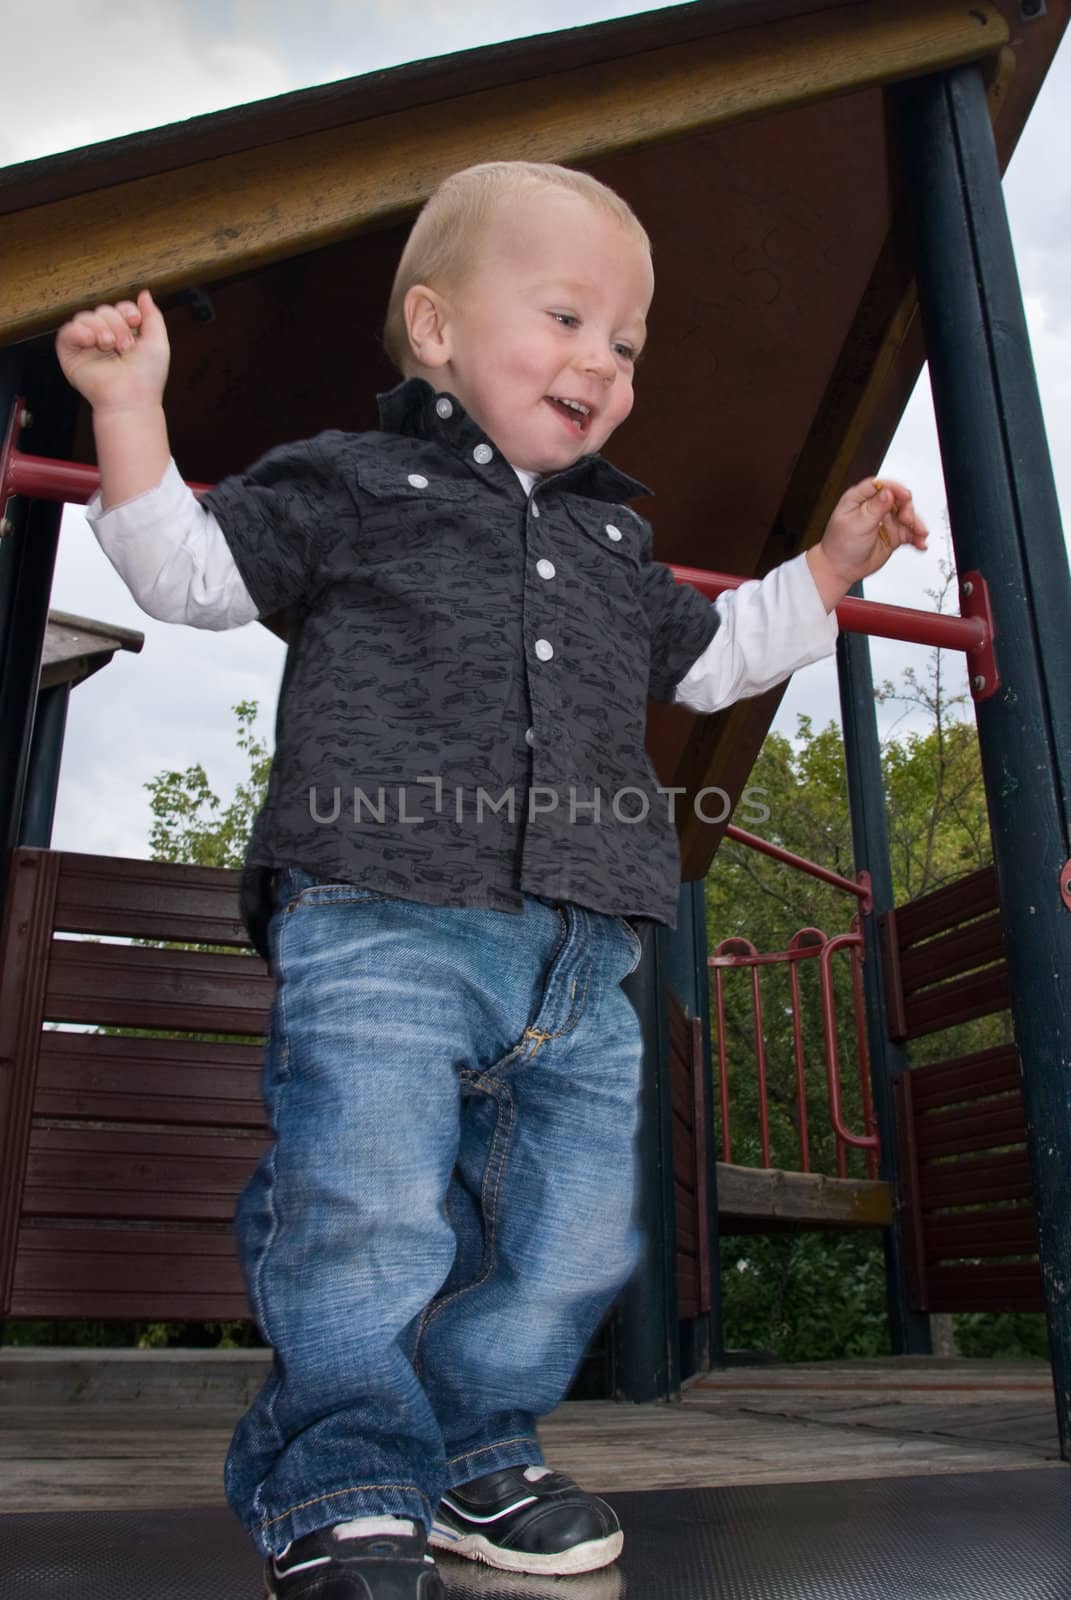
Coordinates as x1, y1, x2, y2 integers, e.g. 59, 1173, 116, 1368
579, 341, 617, 382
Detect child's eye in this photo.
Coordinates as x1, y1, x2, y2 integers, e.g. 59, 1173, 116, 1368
551, 312, 580, 328
613, 342, 636, 362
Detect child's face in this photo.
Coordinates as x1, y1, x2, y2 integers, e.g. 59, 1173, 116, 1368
418, 189, 653, 475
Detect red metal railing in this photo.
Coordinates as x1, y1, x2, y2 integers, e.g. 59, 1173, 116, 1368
709, 824, 880, 1180
1, 399, 999, 699
710, 921, 879, 1180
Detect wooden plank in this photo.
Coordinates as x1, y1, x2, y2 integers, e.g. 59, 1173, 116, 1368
915, 1092, 1027, 1159
898, 913, 1005, 996
902, 963, 1009, 1038
44, 941, 273, 1035
909, 1044, 1020, 1111
893, 866, 999, 949
1, 2, 1007, 343
919, 1149, 1033, 1209
23, 1126, 266, 1222
34, 1030, 265, 1129
716, 1162, 892, 1227
53, 851, 252, 947
8, 1222, 251, 1320
928, 1209, 1037, 1260
926, 1264, 1044, 1314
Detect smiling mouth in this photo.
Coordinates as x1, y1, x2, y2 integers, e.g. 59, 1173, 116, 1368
546, 396, 592, 434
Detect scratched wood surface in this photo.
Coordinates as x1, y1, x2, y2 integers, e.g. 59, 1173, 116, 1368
0, 1358, 1059, 1514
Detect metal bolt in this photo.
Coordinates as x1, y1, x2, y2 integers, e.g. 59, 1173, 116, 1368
961, 580, 974, 598
0, 517, 13, 539
18, 407, 32, 429
1065, 879, 1071, 897
973, 674, 987, 693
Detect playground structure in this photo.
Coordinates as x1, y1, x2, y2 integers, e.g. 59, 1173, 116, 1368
2, 2, 1071, 1595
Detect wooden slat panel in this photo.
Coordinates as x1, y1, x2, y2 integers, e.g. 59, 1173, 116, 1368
893, 865, 999, 949
926, 1263, 1044, 1314
53, 851, 250, 946
919, 1150, 1033, 1209
899, 912, 1004, 996
924, 1205, 1037, 1255
915, 1093, 1027, 1160
44, 941, 273, 1035
9, 1224, 250, 1320
24, 1127, 266, 1222
675, 1179, 698, 1224
902, 964, 1009, 1038
35, 1030, 265, 1129
673, 1120, 697, 1188
909, 1044, 1020, 1112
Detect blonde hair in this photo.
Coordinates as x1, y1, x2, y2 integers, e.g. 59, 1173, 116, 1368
383, 161, 651, 373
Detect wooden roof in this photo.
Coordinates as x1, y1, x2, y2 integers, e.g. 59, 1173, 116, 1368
3, 0, 1066, 878
40, 612, 144, 693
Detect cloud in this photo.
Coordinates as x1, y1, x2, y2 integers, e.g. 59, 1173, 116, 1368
0, 0, 292, 167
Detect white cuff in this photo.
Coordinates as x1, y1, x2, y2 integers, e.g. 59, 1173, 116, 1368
673, 552, 839, 715
87, 460, 258, 629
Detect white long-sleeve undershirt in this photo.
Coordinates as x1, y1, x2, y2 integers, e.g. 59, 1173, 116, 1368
86, 461, 838, 711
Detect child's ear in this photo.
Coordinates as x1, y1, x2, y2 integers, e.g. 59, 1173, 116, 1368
404, 284, 452, 370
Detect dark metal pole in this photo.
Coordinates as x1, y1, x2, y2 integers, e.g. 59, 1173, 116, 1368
617, 932, 679, 1401
837, 601, 931, 1356
0, 347, 76, 910
661, 878, 724, 1377
895, 64, 1071, 1455
19, 683, 70, 847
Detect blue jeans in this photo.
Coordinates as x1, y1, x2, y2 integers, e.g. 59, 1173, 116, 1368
224, 870, 644, 1556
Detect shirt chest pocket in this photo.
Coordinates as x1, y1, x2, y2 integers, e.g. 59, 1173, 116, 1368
559, 507, 644, 619
352, 461, 481, 573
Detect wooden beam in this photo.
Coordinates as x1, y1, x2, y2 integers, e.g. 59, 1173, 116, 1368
717, 1161, 893, 1228
2, 2, 1007, 344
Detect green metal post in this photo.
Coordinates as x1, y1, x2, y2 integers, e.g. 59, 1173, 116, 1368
837, 601, 932, 1356
895, 65, 1071, 1455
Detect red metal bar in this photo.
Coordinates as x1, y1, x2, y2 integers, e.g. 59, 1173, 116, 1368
817, 932, 881, 1167
673, 560, 988, 657
0, 407, 995, 686
850, 934, 879, 1180
714, 966, 733, 1164
725, 824, 871, 909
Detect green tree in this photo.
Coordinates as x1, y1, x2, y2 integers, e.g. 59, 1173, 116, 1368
145, 699, 271, 866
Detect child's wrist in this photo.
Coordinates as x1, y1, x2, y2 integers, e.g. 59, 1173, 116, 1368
806, 542, 855, 612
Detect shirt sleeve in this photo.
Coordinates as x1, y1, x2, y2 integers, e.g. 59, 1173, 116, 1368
636, 522, 722, 701
86, 460, 259, 630
199, 432, 345, 617
672, 551, 840, 715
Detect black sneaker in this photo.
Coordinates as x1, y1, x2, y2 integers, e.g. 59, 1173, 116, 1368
266, 1518, 444, 1599
429, 1466, 623, 1576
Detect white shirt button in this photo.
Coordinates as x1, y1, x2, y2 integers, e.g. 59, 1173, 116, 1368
605, 524, 623, 542
473, 443, 494, 465
534, 638, 554, 662
536, 559, 556, 581
435, 397, 454, 419
530, 500, 541, 518
407, 473, 428, 489
525, 726, 536, 747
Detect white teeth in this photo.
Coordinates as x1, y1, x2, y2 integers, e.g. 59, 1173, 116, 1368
556, 398, 590, 415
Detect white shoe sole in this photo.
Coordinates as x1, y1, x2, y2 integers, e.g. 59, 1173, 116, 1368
428, 1524, 623, 1575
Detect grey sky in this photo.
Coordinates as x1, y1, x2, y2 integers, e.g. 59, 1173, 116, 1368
7, 2, 1067, 862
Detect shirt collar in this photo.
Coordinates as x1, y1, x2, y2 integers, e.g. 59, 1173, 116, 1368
376, 376, 652, 506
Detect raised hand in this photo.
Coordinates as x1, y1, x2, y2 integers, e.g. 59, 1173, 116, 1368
56, 289, 170, 414
805, 477, 929, 612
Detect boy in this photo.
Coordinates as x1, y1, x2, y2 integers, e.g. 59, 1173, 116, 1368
57, 161, 926, 1600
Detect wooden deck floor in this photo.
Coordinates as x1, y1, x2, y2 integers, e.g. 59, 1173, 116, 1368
0, 1353, 1062, 1515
